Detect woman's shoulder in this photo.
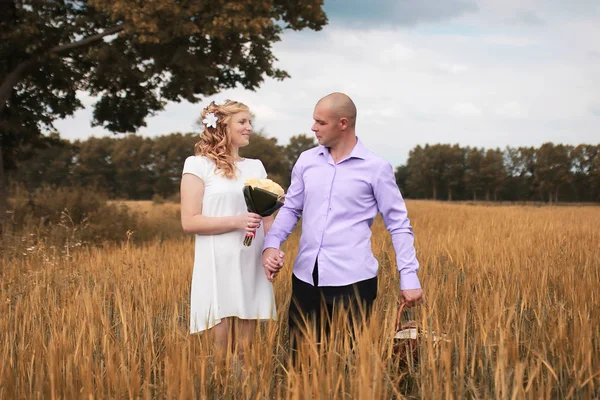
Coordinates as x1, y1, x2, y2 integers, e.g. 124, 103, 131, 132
243, 158, 267, 170
241, 157, 262, 164
182, 155, 216, 179
184, 155, 215, 166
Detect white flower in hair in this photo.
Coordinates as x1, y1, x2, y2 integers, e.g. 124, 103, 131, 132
213, 98, 227, 106
202, 112, 218, 129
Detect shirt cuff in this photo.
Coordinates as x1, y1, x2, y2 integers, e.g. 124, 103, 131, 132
400, 271, 421, 291
263, 236, 281, 252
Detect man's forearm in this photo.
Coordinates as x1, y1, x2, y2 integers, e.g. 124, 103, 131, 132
263, 206, 301, 251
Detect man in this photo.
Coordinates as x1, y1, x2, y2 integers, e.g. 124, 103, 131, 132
262, 92, 423, 355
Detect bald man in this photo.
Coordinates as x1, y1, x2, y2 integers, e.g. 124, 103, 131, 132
262, 93, 423, 358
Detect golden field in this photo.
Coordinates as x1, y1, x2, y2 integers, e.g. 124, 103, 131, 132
1, 200, 599, 399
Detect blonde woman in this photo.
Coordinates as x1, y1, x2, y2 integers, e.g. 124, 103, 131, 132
180, 100, 279, 361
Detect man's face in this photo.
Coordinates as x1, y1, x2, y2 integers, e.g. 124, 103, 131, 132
311, 102, 340, 147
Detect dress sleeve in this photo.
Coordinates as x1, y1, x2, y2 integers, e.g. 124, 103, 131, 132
182, 156, 208, 180
256, 159, 268, 179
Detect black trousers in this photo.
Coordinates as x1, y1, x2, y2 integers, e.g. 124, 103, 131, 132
287, 260, 378, 359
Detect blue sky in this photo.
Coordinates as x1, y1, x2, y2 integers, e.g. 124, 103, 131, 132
54, 0, 600, 166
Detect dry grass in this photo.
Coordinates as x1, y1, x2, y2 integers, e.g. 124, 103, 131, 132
1, 201, 599, 399
109, 200, 180, 216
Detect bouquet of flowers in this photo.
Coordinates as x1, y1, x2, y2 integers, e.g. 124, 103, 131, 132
242, 178, 285, 246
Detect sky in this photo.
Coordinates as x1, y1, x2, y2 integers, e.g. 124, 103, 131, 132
54, 0, 600, 166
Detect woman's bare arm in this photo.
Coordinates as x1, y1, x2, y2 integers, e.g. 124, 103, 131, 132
180, 174, 260, 235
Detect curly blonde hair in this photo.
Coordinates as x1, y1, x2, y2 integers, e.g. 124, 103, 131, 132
194, 100, 250, 179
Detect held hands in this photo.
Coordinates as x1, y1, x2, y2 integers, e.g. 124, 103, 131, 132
237, 212, 262, 235
262, 248, 285, 282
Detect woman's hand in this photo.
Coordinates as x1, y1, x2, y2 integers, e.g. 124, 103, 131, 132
237, 212, 262, 234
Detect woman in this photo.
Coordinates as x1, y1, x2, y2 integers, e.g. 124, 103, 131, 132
180, 99, 277, 361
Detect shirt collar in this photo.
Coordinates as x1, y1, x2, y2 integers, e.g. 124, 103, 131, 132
317, 136, 369, 160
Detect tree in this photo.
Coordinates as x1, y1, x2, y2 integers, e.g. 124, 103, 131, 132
405, 144, 450, 200
0, 0, 327, 212
6, 132, 76, 190
395, 165, 410, 197
503, 146, 533, 201
571, 144, 599, 202
405, 145, 427, 198
285, 133, 316, 170
480, 148, 505, 201
464, 147, 484, 201
514, 146, 537, 200
535, 143, 573, 203
111, 135, 155, 199
151, 132, 198, 198
591, 145, 600, 201
417, 144, 447, 200
71, 137, 117, 195
442, 144, 466, 201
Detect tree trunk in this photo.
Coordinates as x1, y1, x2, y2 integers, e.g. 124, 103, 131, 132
485, 188, 490, 201
494, 187, 498, 201
473, 191, 477, 201
555, 187, 559, 204
432, 184, 437, 201
448, 187, 452, 201
0, 58, 37, 115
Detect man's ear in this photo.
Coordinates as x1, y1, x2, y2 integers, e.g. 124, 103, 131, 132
339, 117, 349, 130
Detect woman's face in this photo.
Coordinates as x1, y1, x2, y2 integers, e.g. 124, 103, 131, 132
228, 111, 253, 148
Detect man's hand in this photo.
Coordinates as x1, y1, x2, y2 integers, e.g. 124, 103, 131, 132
262, 248, 285, 282
401, 288, 424, 308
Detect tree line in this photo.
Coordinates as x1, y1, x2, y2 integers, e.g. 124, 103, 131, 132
8, 133, 599, 203
396, 143, 600, 203
8, 132, 316, 200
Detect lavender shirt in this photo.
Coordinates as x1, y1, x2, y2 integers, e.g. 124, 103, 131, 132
264, 138, 421, 290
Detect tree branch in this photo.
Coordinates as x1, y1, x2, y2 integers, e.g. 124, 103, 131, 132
0, 24, 125, 114
49, 24, 125, 55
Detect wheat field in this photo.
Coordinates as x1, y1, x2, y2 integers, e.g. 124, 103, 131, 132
1, 201, 599, 399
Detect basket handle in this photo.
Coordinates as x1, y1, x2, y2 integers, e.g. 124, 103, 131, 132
395, 302, 406, 332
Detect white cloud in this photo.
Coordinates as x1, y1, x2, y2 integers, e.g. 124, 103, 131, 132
589, 104, 600, 117
379, 43, 415, 64
435, 62, 469, 74
480, 35, 539, 46
362, 107, 398, 119
249, 103, 291, 122
77, 91, 97, 107
495, 101, 524, 118
452, 102, 482, 117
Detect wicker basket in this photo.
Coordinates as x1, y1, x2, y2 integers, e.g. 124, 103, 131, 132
392, 303, 420, 362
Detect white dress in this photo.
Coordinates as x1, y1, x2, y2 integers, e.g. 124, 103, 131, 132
182, 155, 277, 334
